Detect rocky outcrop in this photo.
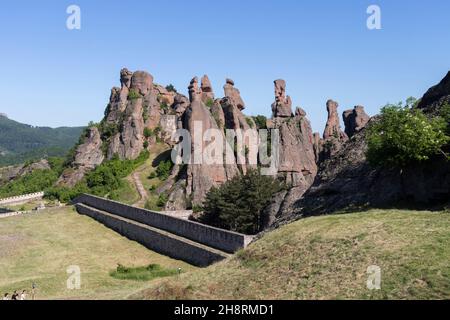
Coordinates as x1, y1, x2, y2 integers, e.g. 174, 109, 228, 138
224, 78, 245, 110
417, 71, 450, 115
312, 132, 323, 163
58, 127, 104, 187
343, 106, 370, 138
184, 99, 229, 206
271, 80, 293, 118
321, 99, 348, 159
323, 99, 347, 140
263, 81, 318, 226
0, 159, 51, 185
210, 100, 225, 130
275, 73, 450, 222
108, 97, 146, 160
200, 75, 215, 104
131, 71, 153, 96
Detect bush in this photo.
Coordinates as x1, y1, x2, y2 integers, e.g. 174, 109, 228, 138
143, 128, 154, 138
143, 140, 149, 149
440, 103, 450, 134
205, 98, 214, 108
47, 151, 150, 202
128, 89, 141, 101
157, 193, 168, 208
246, 117, 255, 128
165, 84, 177, 93
156, 160, 173, 180
367, 103, 449, 168
201, 169, 284, 234
0, 169, 60, 199
110, 264, 179, 281
253, 115, 268, 129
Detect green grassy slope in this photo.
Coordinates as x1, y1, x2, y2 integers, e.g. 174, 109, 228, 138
0, 207, 195, 300
0, 115, 84, 166
133, 209, 450, 300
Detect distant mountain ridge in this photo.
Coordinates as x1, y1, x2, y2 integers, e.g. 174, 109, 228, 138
0, 114, 85, 166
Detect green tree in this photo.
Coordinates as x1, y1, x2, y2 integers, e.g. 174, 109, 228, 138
165, 84, 177, 93
253, 115, 268, 129
156, 160, 173, 180
201, 169, 284, 234
366, 103, 449, 168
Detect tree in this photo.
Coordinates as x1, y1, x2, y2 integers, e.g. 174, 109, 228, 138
201, 170, 284, 234
366, 103, 449, 168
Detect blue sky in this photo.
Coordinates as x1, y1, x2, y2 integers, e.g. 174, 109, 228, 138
0, 0, 449, 133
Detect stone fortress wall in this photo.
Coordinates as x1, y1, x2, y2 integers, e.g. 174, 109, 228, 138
73, 194, 253, 267
0, 192, 44, 206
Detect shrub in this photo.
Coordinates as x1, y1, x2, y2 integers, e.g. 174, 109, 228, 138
128, 89, 141, 100
440, 103, 450, 134
47, 151, 150, 202
143, 127, 154, 138
366, 103, 449, 168
0, 169, 60, 199
253, 115, 268, 129
205, 98, 214, 108
165, 84, 177, 93
201, 169, 284, 234
156, 160, 173, 180
143, 141, 149, 149
192, 205, 203, 213
157, 193, 168, 208
160, 102, 169, 111
246, 117, 255, 128
148, 171, 157, 179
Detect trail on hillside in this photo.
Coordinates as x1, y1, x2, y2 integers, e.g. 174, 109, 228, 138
131, 171, 148, 208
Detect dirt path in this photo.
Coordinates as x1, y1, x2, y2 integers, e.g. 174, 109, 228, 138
132, 172, 148, 207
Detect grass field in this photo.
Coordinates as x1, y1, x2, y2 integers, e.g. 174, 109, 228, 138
133, 209, 450, 300
0, 207, 195, 300
1, 207, 448, 300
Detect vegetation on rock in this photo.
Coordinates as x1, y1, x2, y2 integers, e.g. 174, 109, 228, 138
46, 151, 150, 202
367, 102, 449, 168
0, 158, 64, 198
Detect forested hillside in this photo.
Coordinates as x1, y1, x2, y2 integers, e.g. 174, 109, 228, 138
0, 114, 84, 166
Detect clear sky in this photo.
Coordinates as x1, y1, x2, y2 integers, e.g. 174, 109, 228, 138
0, 0, 449, 133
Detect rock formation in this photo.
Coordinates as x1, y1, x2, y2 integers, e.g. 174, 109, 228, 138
417, 71, 450, 115
321, 99, 348, 159
274, 72, 450, 223
323, 99, 347, 140
58, 68, 179, 186
200, 75, 215, 104
224, 78, 245, 110
183, 99, 231, 206
271, 80, 293, 118
343, 106, 370, 138
58, 127, 105, 187
262, 81, 318, 226
0, 159, 51, 185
